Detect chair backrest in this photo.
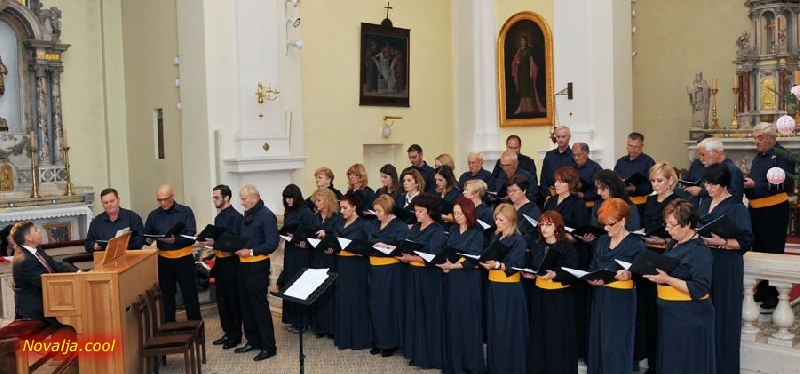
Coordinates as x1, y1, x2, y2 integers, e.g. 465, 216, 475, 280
130, 295, 150, 348
148, 284, 167, 325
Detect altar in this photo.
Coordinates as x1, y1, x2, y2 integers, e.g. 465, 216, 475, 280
683, 131, 800, 176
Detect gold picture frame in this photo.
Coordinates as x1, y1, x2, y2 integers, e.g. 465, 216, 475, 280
42, 222, 71, 243
497, 11, 554, 127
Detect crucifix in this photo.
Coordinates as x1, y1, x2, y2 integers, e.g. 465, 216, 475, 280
384, 2, 393, 19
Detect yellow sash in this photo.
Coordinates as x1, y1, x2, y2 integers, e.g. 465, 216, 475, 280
748, 192, 788, 209
158, 246, 193, 259
630, 196, 648, 205
657, 284, 709, 301
370, 256, 400, 266
488, 269, 521, 283
338, 250, 358, 257
535, 277, 569, 290
214, 250, 233, 259
240, 254, 269, 263
409, 261, 426, 267
605, 279, 634, 290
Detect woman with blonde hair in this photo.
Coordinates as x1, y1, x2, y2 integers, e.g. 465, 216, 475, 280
367, 195, 409, 357
480, 203, 528, 374
346, 163, 375, 209
435, 153, 455, 170
305, 167, 343, 211
309, 188, 343, 339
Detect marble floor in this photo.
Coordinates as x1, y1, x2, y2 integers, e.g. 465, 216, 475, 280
158, 306, 440, 374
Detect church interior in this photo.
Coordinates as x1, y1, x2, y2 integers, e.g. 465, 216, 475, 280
0, 0, 799, 373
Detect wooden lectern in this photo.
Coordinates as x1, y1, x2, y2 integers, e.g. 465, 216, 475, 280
41, 232, 157, 373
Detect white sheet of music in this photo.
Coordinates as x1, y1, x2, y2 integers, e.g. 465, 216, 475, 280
522, 214, 538, 227
615, 259, 632, 270
373, 245, 393, 255
338, 237, 352, 249
284, 268, 331, 301
414, 251, 435, 262
477, 220, 491, 230
307, 238, 322, 248
561, 267, 590, 278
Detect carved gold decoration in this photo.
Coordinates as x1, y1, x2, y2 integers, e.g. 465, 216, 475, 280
760, 78, 776, 110
0, 163, 13, 191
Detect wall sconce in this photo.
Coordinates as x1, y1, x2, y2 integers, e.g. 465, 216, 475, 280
287, 16, 301, 28
381, 115, 402, 138
286, 39, 304, 55
255, 81, 279, 103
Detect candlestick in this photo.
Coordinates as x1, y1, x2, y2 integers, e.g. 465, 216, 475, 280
29, 144, 39, 198
30, 131, 34, 148
733, 75, 739, 89
731, 87, 740, 130
794, 71, 800, 85
62, 128, 68, 148
711, 77, 718, 90
63, 146, 73, 196
711, 88, 719, 129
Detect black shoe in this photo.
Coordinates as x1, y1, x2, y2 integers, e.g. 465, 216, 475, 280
212, 336, 229, 346
234, 344, 258, 353
222, 340, 241, 350
253, 348, 277, 361
381, 348, 396, 357
760, 298, 778, 310
370, 347, 381, 355
286, 326, 301, 334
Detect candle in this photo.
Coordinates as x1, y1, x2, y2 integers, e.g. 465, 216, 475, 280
711, 77, 718, 90
733, 75, 739, 89
794, 71, 800, 85
62, 128, 68, 147
30, 131, 34, 148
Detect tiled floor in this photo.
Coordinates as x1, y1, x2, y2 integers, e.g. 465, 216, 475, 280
158, 306, 440, 374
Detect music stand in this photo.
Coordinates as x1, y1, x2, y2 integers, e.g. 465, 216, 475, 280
270, 268, 338, 374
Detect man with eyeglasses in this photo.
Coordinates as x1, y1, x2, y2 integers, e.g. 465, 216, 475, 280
682, 137, 744, 203
744, 122, 795, 310
571, 142, 602, 207
200, 184, 244, 349
488, 150, 538, 206
144, 184, 201, 322
457, 151, 492, 190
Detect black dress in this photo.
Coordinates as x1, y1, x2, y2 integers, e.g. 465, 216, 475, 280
442, 226, 485, 374
367, 217, 409, 351
310, 212, 344, 336
333, 218, 371, 350
281, 206, 315, 328
403, 222, 446, 369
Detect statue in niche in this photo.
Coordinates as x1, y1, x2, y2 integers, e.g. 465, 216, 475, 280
687, 72, 710, 128
0, 55, 7, 96
736, 32, 750, 52
760, 78, 776, 110
0, 163, 14, 191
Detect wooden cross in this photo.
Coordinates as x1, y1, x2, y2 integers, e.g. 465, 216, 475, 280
384, 2, 393, 19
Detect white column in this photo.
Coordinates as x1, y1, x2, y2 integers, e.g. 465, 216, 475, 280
553, 0, 632, 168
452, 0, 501, 166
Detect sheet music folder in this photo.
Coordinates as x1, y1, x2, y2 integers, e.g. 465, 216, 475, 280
695, 215, 743, 239
629, 249, 681, 276
270, 268, 339, 306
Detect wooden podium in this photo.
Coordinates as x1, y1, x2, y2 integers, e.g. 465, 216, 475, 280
41, 232, 157, 374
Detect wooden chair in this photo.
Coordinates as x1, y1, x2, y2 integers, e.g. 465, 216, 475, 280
146, 284, 207, 364
131, 295, 199, 374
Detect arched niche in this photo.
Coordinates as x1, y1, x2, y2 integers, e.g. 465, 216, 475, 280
0, 0, 69, 194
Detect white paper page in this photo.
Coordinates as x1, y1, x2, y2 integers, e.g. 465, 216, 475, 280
307, 238, 322, 248
181, 235, 198, 240
522, 214, 538, 227
143, 234, 165, 238
615, 259, 632, 270
565, 226, 575, 233
284, 268, 331, 300
630, 229, 646, 236
414, 251, 435, 262
280, 235, 293, 242
338, 238, 352, 249
373, 245, 393, 255
459, 252, 480, 260
115, 227, 130, 237
561, 266, 590, 278
477, 219, 491, 230
511, 267, 536, 274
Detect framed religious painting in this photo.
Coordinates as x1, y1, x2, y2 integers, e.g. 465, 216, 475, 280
359, 22, 410, 107
497, 11, 554, 127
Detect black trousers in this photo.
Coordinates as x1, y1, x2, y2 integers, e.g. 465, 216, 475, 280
750, 201, 789, 299
158, 254, 202, 321
238, 259, 276, 350
750, 201, 789, 254
215, 256, 242, 340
